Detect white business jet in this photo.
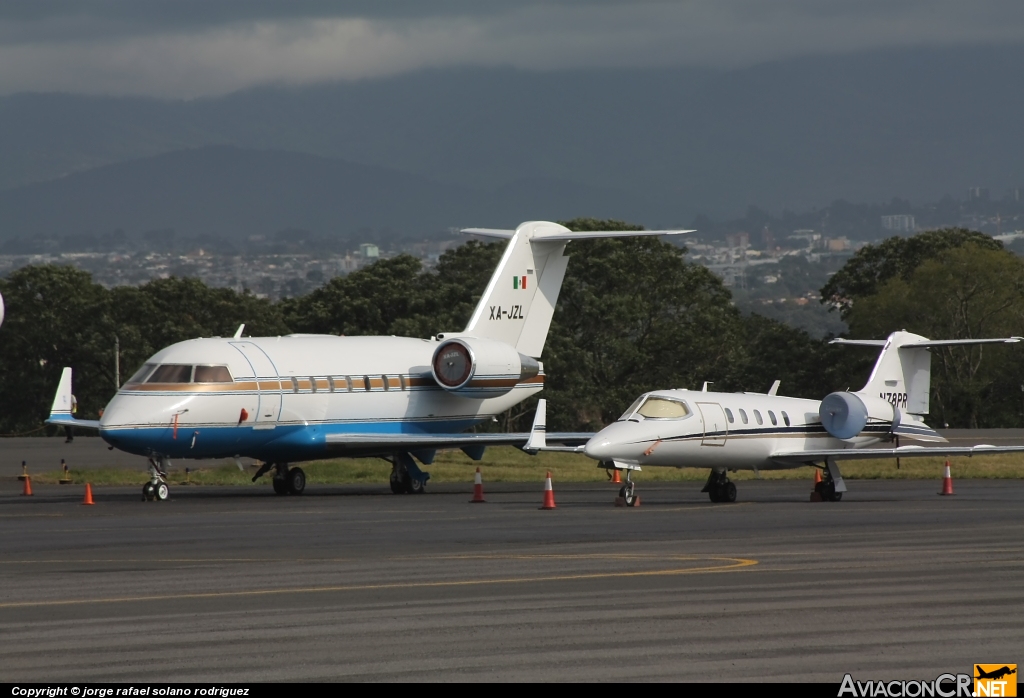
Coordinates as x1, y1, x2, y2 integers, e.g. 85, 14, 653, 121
531, 331, 1024, 504
47, 221, 688, 501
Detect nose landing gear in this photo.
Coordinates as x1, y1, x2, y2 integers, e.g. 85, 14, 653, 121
143, 457, 171, 501
702, 469, 737, 503
618, 470, 639, 507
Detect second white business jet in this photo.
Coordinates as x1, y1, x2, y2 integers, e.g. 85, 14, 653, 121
48, 221, 688, 501
530, 331, 1024, 504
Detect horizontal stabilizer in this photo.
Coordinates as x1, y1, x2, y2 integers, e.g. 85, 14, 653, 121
903, 337, 1022, 348
461, 228, 516, 238
530, 229, 693, 242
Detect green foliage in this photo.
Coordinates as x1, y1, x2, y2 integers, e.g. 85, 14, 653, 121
282, 242, 505, 338
4, 223, 1020, 436
545, 236, 744, 429
821, 228, 1002, 319
846, 244, 1024, 427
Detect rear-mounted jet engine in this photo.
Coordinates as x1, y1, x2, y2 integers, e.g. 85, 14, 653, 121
432, 336, 539, 398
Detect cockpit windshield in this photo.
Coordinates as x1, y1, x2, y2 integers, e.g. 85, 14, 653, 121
635, 396, 691, 419
127, 363, 234, 384
617, 396, 646, 421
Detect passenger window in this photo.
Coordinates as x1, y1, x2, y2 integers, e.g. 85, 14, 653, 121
147, 364, 193, 383
782, 411, 791, 427
724, 408, 734, 423
768, 410, 777, 426
327, 376, 335, 393
291, 377, 300, 393
754, 410, 763, 425
382, 375, 390, 391
399, 375, 407, 391
364, 375, 371, 392
636, 397, 691, 419
738, 409, 748, 425
310, 377, 318, 393
193, 366, 233, 383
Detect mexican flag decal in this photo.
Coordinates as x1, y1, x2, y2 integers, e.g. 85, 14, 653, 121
513, 275, 527, 289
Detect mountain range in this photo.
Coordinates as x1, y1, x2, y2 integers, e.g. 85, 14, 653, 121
1, 44, 1023, 238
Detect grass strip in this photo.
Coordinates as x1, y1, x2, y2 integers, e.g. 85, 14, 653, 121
24, 447, 1024, 486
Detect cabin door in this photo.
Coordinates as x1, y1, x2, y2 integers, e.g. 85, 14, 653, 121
696, 402, 728, 446
230, 342, 282, 423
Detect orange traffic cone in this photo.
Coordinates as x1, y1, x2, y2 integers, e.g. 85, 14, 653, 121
809, 468, 823, 502
939, 461, 954, 496
82, 483, 95, 505
470, 467, 486, 503
610, 468, 622, 484
21, 476, 33, 496
540, 471, 556, 510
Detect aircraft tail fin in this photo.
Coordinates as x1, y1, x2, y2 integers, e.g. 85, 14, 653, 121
462, 221, 691, 357
831, 331, 1022, 416
45, 367, 101, 430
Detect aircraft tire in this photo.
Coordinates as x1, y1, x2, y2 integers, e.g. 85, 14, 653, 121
619, 484, 637, 507
155, 482, 169, 501
707, 488, 720, 503
272, 478, 288, 495
142, 482, 156, 501
722, 482, 737, 503
406, 476, 425, 495
287, 467, 306, 495
389, 470, 403, 494
829, 491, 843, 502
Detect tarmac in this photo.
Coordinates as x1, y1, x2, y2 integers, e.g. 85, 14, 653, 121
3, 429, 1021, 478
1, 476, 1021, 682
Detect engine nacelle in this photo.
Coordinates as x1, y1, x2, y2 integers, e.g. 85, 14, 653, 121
819, 391, 898, 441
431, 336, 540, 398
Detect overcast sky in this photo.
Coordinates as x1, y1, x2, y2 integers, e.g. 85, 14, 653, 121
2, 1, 1024, 98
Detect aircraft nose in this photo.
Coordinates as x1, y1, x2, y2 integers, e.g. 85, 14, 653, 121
584, 436, 615, 461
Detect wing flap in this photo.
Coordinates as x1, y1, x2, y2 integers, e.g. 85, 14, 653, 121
771, 444, 1024, 465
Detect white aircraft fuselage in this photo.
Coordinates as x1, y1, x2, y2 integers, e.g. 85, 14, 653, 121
101, 335, 544, 462
584, 389, 880, 471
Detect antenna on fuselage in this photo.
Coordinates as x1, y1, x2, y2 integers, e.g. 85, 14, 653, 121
702, 381, 713, 392
768, 380, 780, 396
233, 324, 245, 339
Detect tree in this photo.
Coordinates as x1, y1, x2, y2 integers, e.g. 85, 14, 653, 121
0, 265, 114, 430
821, 228, 1002, 320
846, 244, 1024, 427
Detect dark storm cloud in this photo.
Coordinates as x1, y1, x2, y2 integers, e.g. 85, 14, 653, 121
2, 1, 1024, 97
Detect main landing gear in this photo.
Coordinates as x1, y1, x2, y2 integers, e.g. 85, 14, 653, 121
252, 462, 306, 495
143, 456, 171, 502
389, 452, 429, 495
702, 469, 737, 503
814, 459, 844, 502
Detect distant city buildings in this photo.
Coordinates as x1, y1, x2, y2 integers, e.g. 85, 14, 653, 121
881, 214, 915, 232
967, 187, 990, 202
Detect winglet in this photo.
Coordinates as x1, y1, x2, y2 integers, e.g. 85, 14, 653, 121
45, 367, 101, 430
768, 380, 780, 396
523, 399, 547, 453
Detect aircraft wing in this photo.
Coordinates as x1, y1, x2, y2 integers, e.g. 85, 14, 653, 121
324, 432, 592, 448
771, 443, 1024, 465
45, 367, 101, 430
